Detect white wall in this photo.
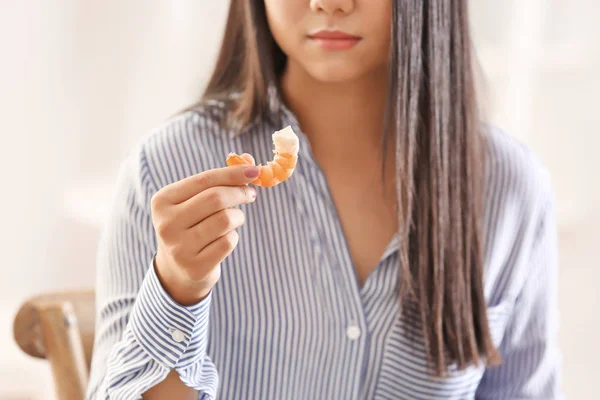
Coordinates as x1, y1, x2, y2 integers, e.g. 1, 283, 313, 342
0, 1, 229, 398
471, 0, 600, 227
0, 1, 598, 398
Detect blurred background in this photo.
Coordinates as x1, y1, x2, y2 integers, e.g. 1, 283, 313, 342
0, 0, 598, 398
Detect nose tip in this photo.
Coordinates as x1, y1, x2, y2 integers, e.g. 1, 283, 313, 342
310, 0, 355, 14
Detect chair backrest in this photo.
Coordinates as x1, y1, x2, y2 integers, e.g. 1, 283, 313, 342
13, 290, 95, 400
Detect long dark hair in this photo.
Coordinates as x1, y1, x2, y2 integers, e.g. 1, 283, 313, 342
199, 0, 500, 376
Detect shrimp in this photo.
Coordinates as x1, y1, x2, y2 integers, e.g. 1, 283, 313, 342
226, 125, 299, 187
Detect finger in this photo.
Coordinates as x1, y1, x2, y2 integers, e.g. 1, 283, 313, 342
241, 153, 255, 165
176, 185, 256, 227
160, 164, 260, 204
196, 230, 239, 267
188, 208, 245, 250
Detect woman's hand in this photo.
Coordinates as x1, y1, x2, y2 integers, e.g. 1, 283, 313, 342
151, 163, 260, 305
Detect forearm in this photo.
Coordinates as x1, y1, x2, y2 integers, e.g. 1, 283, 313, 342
142, 370, 198, 400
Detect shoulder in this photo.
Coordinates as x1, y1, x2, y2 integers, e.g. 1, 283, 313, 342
135, 100, 239, 190
482, 124, 554, 219
139, 99, 233, 158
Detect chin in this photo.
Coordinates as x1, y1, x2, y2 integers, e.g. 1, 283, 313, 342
303, 60, 369, 84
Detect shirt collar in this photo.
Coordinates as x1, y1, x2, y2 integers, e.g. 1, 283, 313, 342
381, 233, 400, 261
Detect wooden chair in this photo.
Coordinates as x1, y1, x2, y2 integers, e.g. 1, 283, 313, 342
13, 290, 96, 400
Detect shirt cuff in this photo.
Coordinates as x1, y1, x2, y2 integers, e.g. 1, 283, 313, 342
129, 257, 213, 370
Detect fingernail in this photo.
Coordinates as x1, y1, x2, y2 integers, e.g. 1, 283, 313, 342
244, 166, 260, 178
249, 187, 257, 200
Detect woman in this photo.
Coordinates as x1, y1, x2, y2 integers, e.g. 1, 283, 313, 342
87, 0, 561, 399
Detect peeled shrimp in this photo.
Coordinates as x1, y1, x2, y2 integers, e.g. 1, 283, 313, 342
226, 125, 299, 187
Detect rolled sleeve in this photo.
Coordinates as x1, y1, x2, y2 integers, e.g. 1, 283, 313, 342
129, 258, 213, 370
100, 260, 218, 400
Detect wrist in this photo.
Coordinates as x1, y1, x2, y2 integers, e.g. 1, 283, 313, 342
153, 254, 212, 306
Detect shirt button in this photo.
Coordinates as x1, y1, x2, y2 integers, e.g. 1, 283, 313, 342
170, 329, 186, 343
346, 325, 361, 340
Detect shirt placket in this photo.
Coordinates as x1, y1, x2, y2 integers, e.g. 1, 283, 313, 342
279, 110, 372, 400
358, 249, 401, 400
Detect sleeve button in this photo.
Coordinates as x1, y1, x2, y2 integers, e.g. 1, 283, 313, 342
170, 329, 186, 343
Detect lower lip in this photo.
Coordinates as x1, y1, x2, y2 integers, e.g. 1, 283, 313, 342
310, 37, 360, 50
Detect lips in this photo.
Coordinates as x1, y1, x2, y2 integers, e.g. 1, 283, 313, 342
309, 30, 361, 40
308, 30, 361, 50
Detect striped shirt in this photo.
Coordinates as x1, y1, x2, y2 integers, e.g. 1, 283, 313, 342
86, 90, 562, 399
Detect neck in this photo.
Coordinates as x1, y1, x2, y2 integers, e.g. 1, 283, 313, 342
279, 60, 389, 158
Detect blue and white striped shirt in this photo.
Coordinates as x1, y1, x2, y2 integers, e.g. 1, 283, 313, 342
86, 92, 562, 399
